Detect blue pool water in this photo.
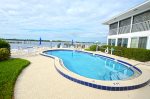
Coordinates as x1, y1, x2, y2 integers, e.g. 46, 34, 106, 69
45, 50, 134, 81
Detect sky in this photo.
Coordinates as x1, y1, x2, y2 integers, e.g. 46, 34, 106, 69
0, 0, 146, 42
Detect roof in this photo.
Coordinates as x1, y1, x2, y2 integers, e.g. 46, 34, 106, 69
103, 0, 150, 25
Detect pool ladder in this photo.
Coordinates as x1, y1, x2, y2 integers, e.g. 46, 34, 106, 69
105, 58, 116, 69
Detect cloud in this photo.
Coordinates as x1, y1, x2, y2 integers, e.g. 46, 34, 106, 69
0, 0, 145, 42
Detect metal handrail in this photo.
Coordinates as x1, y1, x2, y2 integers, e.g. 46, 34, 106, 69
119, 24, 131, 28
118, 25, 130, 34
132, 20, 150, 32
109, 28, 117, 35
132, 19, 150, 25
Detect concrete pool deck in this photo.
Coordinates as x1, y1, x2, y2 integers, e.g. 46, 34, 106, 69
14, 49, 150, 99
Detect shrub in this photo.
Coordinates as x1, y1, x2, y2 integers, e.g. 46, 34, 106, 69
88, 45, 150, 62
89, 45, 97, 51
84, 48, 90, 51
88, 45, 100, 51
0, 48, 10, 61
0, 39, 10, 50
0, 39, 10, 61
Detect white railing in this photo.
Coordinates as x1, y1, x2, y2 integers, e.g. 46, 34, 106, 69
118, 25, 131, 34
109, 28, 117, 35
132, 20, 150, 32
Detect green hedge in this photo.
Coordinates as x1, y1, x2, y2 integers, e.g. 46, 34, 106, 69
100, 45, 150, 62
0, 40, 10, 61
86, 45, 100, 51
0, 48, 10, 61
88, 45, 150, 62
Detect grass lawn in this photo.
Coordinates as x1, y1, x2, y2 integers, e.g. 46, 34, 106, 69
0, 58, 30, 99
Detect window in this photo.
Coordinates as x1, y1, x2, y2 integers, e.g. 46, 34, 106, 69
138, 37, 147, 49
111, 39, 116, 46
110, 22, 118, 29
133, 10, 150, 24
109, 22, 118, 35
108, 39, 116, 46
122, 38, 128, 47
108, 39, 111, 45
119, 17, 131, 27
132, 10, 150, 32
130, 38, 138, 48
130, 37, 148, 49
117, 38, 128, 47
117, 38, 122, 46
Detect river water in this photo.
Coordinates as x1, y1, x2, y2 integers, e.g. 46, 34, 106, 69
10, 41, 93, 49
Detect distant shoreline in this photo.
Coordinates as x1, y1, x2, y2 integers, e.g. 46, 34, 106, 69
2, 38, 94, 43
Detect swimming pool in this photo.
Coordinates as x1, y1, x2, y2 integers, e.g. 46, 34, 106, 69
45, 50, 134, 81
42, 49, 150, 91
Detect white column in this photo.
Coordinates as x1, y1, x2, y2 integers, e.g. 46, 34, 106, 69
115, 38, 118, 46
117, 21, 120, 35
146, 36, 150, 49
107, 37, 109, 45
130, 16, 133, 33
127, 37, 131, 48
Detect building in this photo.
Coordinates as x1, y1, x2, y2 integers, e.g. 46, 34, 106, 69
103, 1, 150, 49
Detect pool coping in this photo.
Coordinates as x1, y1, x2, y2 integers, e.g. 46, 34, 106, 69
41, 49, 150, 91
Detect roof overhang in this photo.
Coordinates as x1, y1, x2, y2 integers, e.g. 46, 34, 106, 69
103, 0, 150, 25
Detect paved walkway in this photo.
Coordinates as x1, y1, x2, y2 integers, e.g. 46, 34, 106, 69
14, 55, 150, 99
